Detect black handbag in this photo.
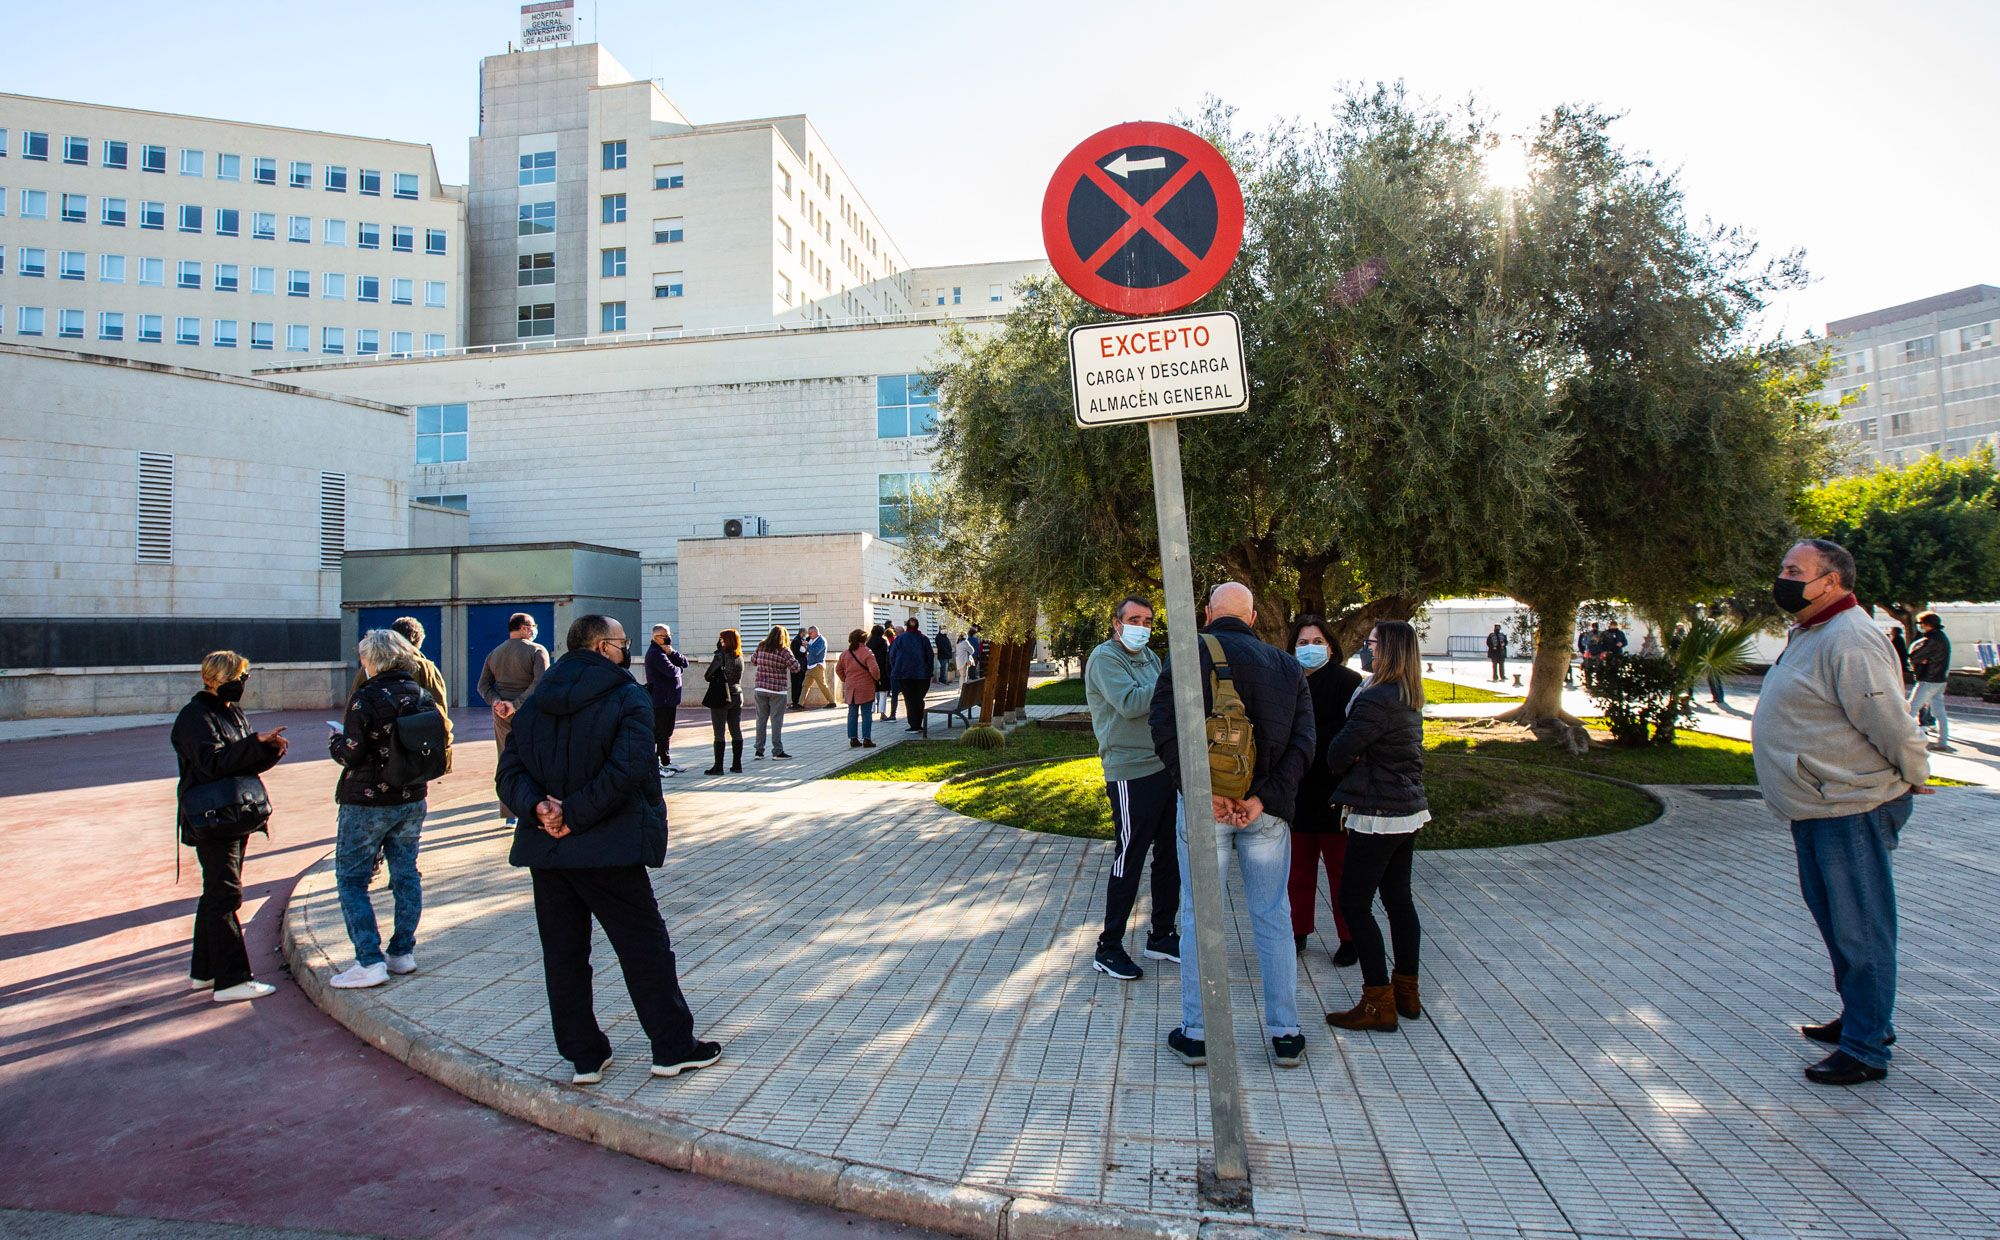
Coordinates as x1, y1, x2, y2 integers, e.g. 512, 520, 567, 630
386, 707, 449, 784
182, 774, 271, 844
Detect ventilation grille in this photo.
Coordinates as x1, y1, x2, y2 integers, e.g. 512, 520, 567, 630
136, 452, 174, 564
318, 472, 347, 570
737, 603, 803, 639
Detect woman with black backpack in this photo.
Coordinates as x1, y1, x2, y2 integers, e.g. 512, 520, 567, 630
173, 650, 287, 1002
702, 628, 745, 774
327, 628, 439, 990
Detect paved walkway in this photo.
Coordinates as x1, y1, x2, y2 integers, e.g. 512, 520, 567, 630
287, 703, 2000, 1239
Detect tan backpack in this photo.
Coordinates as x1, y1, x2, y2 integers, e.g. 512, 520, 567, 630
1201, 634, 1257, 799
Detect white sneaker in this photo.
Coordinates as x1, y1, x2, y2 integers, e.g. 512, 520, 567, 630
212, 980, 275, 1003
386, 953, 418, 975
190, 977, 214, 991
660, 765, 679, 779
572, 1053, 613, 1085
665, 762, 686, 774
330, 962, 390, 989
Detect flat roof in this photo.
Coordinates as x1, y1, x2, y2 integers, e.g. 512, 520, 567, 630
1827, 285, 2000, 337
0, 342, 408, 415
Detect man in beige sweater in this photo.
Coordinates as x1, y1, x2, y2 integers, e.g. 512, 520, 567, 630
1752, 538, 1932, 1087
478, 613, 551, 824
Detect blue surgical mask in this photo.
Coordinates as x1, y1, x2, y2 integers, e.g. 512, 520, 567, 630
1118, 624, 1151, 652
1295, 644, 1330, 670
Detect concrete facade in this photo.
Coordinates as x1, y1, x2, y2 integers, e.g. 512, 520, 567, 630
675, 531, 914, 666
0, 93, 466, 374
1816, 284, 2000, 469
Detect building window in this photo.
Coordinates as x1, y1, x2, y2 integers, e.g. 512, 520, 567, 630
101, 197, 127, 226
250, 321, 273, 350
778, 165, 792, 196
778, 220, 791, 249
99, 254, 125, 283
324, 218, 346, 246
953, 287, 962, 305
103, 140, 128, 169
601, 301, 626, 332
1961, 322, 1994, 351
319, 472, 346, 569
58, 308, 84, 339
1902, 336, 1937, 364
138, 145, 165, 173
358, 221, 380, 249
425, 228, 446, 255
287, 269, 309, 297
23, 131, 50, 160
178, 203, 203, 233
56, 251, 83, 281
602, 140, 627, 170
391, 277, 413, 305
391, 330, 413, 356
180, 148, 204, 177
357, 274, 380, 302
423, 332, 445, 354
252, 211, 276, 240
138, 314, 162, 343
177, 260, 201, 290
19, 247, 46, 278
602, 247, 626, 277
602, 194, 627, 223
416, 403, 468, 463
876, 374, 940, 437
215, 263, 239, 292
653, 216, 684, 244
324, 164, 348, 192
286, 323, 309, 352
653, 272, 684, 299
877, 472, 935, 539
175, 316, 200, 346
289, 214, 311, 243
60, 193, 86, 222
63, 136, 89, 165
139, 200, 164, 229
138, 257, 163, 286
215, 207, 239, 237
251, 266, 275, 294
322, 271, 345, 300
518, 252, 555, 286
654, 163, 684, 189
393, 172, 419, 199
356, 328, 378, 355
17, 306, 45, 336
253, 156, 277, 185
424, 280, 446, 308
214, 319, 238, 348
322, 326, 345, 355
990, 284, 1004, 303
289, 160, 312, 188
21, 189, 47, 219
777, 273, 791, 305
98, 311, 124, 340
516, 303, 555, 338
217, 153, 240, 182
415, 493, 468, 511
518, 201, 555, 236
136, 451, 174, 563
391, 225, 413, 253
359, 168, 381, 196
518, 151, 555, 186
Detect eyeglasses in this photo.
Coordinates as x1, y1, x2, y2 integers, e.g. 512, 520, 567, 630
1362, 638, 1379, 647
601, 638, 630, 649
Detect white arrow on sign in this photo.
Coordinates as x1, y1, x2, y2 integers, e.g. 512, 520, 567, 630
1104, 152, 1167, 179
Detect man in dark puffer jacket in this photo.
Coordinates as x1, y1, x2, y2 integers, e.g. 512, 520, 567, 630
497, 614, 721, 1086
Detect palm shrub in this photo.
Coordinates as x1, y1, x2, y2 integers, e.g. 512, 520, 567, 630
1656, 620, 1758, 743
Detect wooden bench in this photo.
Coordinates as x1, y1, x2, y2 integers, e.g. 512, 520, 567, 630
924, 677, 983, 735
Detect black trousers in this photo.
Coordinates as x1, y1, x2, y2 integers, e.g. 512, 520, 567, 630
652, 704, 678, 764
531, 865, 697, 1069
898, 678, 929, 728
708, 706, 742, 767
1336, 829, 1421, 987
1490, 656, 1505, 680
789, 668, 805, 707
1100, 767, 1180, 949
191, 836, 253, 989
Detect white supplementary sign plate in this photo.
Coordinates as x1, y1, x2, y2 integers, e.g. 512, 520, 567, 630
1068, 311, 1250, 428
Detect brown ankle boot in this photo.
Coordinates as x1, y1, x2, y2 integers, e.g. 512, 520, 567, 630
1326, 984, 1397, 1031
1392, 972, 1421, 1020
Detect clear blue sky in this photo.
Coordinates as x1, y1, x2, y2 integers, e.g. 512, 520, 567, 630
6, 0, 1995, 337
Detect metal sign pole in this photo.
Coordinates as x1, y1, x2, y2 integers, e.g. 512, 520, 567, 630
1146, 417, 1250, 1194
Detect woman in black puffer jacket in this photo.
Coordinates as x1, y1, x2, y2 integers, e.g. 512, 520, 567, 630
1322, 619, 1429, 1033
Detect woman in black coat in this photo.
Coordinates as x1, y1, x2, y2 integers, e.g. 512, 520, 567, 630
867, 623, 896, 721
702, 629, 744, 774
1285, 615, 1365, 966
1322, 620, 1430, 1033
171, 650, 287, 1003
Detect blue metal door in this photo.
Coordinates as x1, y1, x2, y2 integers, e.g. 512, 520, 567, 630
465, 602, 555, 707
355, 605, 443, 667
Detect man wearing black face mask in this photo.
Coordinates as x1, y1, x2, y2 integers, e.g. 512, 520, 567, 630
1752, 539, 1932, 1088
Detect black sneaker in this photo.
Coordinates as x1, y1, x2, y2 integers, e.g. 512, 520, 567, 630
1167, 1027, 1206, 1066
772, 750, 791, 759
1142, 931, 1180, 963
652, 1041, 723, 1078
1092, 944, 1142, 981
1272, 1034, 1306, 1067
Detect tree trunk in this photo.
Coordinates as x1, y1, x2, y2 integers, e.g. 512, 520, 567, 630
1327, 594, 1420, 663
1491, 598, 1587, 745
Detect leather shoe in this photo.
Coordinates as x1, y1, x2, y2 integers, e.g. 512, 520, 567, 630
1804, 1050, 1887, 1086
1801, 1018, 1894, 1047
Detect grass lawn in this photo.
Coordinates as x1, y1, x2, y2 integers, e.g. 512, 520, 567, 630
1025, 677, 1087, 706
1420, 678, 1516, 705
936, 752, 1659, 848
828, 722, 1098, 783
1425, 719, 1761, 784
1030, 674, 1511, 707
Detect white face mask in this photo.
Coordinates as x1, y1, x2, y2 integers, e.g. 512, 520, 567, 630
1118, 624, 1151, 652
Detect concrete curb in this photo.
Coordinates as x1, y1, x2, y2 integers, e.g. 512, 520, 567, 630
281, 857, 1374, 1240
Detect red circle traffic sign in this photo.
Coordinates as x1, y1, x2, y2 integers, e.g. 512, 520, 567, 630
1041, 121, 1245, 317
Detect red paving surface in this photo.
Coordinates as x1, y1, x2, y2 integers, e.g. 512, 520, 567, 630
0, 707, 934, 1239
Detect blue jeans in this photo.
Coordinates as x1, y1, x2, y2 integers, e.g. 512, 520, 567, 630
1908, 681, 1948, 746
1791, 793, 1912, 1069
847, 700, 873, 742
335, 800, 426, 966
1175, 796, 1299, 1039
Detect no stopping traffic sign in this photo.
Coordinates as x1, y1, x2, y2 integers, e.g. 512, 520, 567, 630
1041, 121, 1245, 317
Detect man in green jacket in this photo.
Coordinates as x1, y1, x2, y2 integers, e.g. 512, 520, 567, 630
1083, 595, 1181, 981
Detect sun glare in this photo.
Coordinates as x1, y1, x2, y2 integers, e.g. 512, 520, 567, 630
1483, 139, 1531, 191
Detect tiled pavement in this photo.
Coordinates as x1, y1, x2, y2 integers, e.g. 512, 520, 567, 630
288, 702, 2000, 1238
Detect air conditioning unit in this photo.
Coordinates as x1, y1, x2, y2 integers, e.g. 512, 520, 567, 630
723, 515, 768, 538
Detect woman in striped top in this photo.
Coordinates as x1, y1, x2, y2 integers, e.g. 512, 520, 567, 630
750, 626, 801, 760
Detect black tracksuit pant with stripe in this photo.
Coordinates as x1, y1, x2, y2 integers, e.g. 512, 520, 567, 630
1099, 766, 1180, 951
